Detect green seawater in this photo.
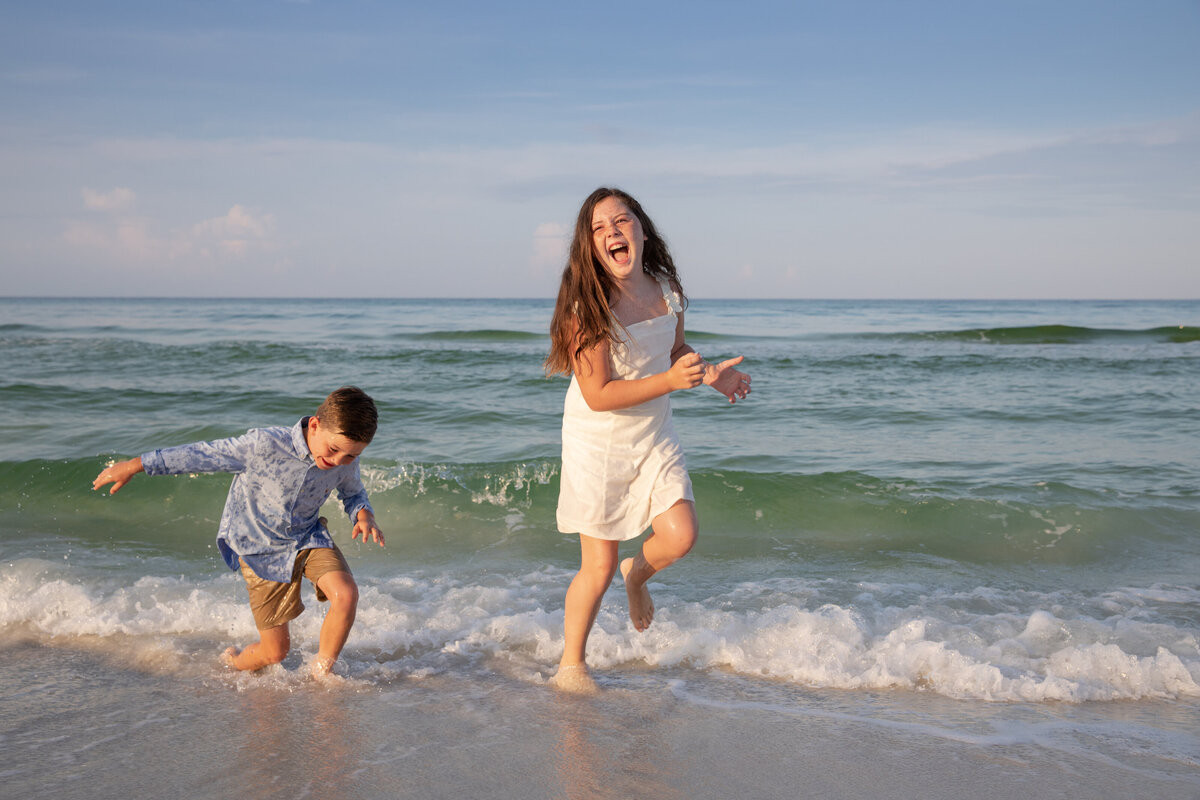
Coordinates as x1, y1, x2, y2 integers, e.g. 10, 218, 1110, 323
1, 296, 1198, 704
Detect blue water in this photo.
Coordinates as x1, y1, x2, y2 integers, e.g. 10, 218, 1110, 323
1, 296, 1198, 796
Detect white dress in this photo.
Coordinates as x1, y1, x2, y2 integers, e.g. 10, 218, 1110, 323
556, 278, 695, 541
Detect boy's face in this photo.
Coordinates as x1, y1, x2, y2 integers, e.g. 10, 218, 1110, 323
306, 416, 369, 470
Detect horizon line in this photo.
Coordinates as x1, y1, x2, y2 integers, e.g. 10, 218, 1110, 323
3, 295, 1197, 303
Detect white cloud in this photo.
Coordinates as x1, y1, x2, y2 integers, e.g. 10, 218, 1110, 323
20, 111, 1198, 297
189, 205, 276, 258
63, 216, 156, 262
82, 186, 136, 212
63, 199, 277, 267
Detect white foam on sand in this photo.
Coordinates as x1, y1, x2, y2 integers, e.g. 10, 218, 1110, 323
4, 558, 1199, 703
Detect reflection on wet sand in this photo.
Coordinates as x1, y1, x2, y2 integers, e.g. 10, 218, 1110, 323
233, 676, 391, 796
552, 686, 687, 800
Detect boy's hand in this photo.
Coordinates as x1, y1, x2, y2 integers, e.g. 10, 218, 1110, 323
92, 457, 144, 495
352, 509, 385, 547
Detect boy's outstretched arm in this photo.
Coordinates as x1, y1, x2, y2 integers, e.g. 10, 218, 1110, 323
351, 508, 385, 547
93, 457, 145, 494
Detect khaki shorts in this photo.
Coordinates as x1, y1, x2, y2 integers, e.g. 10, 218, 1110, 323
239, 545, 351, 631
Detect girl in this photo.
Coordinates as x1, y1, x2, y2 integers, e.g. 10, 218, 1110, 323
546, 187, 751, 692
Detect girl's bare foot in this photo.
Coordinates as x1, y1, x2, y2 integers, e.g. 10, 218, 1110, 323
551, 663, 598, 695
620, 557, 655, 632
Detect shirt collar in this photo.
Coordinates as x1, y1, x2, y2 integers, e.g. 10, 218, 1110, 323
292, 417, 313, 462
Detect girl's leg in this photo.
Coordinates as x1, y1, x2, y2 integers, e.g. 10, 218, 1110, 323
621, 499, 698, 631
312, 569, 359, 676
557, 534, 619, 677
225, 623, 291, 671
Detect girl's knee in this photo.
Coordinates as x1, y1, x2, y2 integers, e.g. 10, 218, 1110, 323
655, 502, 699, 553
581, 548, 618, 579
578, 537, 620, 582
679, 525, 699, 553
585, 560, 618, 584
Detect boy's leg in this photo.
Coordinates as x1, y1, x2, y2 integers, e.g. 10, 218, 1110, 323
228, 557, 306, 671
312, 569, 359, 673
225, 623, 291, 671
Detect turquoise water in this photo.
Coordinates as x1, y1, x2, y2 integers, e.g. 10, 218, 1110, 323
2, 296, 1200, 797
2, 296, 1198, 699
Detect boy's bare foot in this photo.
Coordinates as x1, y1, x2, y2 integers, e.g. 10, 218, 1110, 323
620, 557, 655, 632
311, 655, 336, 679
551, 663, 598, 695
220, 647, 239, 668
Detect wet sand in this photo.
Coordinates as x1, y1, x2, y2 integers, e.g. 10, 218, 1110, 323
4, 641, 1198, 800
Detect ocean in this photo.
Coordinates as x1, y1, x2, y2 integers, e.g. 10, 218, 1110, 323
2, 296, 1198, 798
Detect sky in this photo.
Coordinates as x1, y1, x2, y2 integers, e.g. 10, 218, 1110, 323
1, 0, 1198, 299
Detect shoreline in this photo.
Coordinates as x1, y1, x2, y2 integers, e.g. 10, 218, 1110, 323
5, 641, 1198, 800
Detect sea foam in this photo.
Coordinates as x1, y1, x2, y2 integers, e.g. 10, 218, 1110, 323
4, 558, 1198, 703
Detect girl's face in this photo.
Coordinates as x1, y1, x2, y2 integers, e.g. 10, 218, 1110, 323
590, 196, 646, 280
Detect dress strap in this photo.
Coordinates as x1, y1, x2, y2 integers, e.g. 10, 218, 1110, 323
654, 275, 683, 314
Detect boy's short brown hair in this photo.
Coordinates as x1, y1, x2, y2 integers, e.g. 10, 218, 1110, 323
315, 386, 378, 443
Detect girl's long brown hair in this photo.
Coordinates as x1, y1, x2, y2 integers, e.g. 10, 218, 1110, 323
545, 188, 687, 376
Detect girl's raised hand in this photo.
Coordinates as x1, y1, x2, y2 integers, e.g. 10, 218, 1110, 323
667, 351, 706, 391
704, 356, 752, 404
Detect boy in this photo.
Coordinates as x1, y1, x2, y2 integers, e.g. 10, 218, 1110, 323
93, 386, 384, 678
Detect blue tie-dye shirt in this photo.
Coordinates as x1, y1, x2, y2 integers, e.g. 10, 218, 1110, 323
140, 417, 372, 583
